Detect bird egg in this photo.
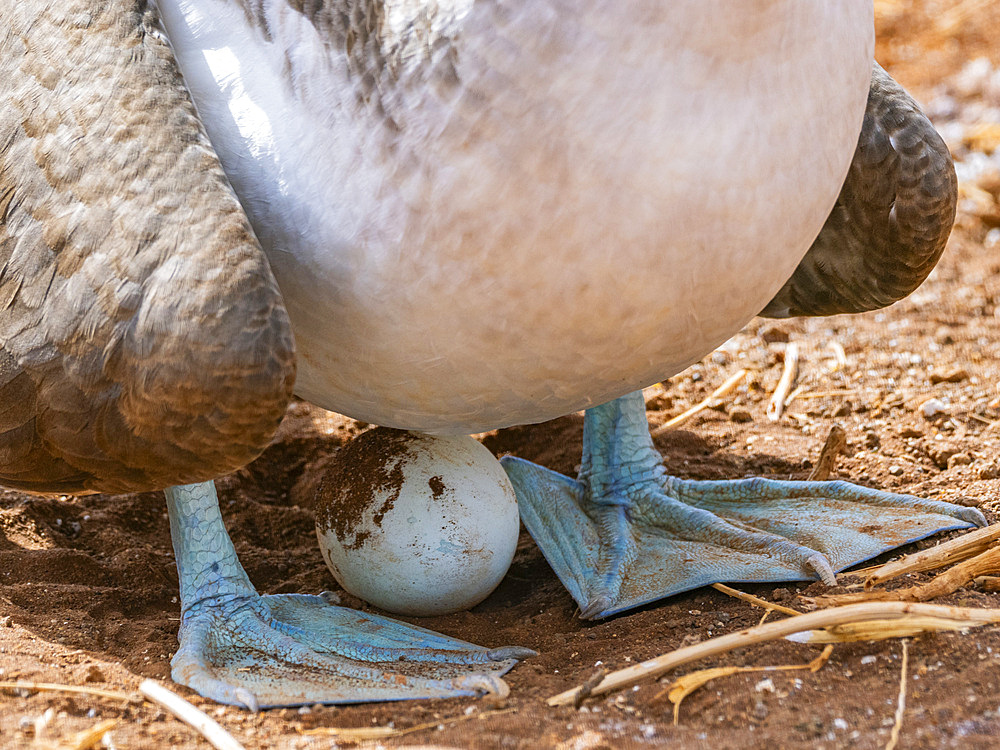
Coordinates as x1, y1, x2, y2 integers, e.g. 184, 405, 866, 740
314, 428, 520, 616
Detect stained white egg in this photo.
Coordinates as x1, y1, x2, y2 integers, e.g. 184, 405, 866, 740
314, 428, 520, 616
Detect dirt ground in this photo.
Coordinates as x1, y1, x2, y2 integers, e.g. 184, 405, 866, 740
4, 2, 1000, 748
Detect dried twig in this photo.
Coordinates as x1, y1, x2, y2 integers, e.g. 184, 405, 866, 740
808, 424, 847, 481
827, 341, 847, 371
766, 343, 798, 422
884, 641, 909, 750
651, 369, 747, 436
573, 669, 608, 709
34, 708, 55, 744
0, 681, 140, 703
139, 680, 246, 750
65, 719, 118, 750
863, 524, 1000, 589
977, 575, 1000, 591
782, 384, 806, 408
786, 615, 975, 643
710, 583, 802, 618
657, 645, 833, 725
810, 544, 1000, 607
547, 602, 1000, 706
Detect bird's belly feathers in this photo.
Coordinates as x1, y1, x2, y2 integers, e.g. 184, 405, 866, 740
157, 0, 874, 433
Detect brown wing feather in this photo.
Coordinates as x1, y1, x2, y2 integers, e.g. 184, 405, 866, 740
0, 0, 296, 494
760, 62, 957, 318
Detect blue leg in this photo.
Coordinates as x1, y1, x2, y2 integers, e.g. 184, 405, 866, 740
501, 391, 985, 620
165, 482, 533, 708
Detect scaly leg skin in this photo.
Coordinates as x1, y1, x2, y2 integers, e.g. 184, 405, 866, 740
164, 482, 534, 708
501, 391, 986, 620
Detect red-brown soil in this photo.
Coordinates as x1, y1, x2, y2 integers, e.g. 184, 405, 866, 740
4, 2, 1000, 747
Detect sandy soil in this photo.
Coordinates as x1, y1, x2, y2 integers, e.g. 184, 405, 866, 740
4, 1, 1000, 748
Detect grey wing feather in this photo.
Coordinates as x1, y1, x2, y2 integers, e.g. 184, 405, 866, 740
0, 1, 296, 494
760, 62, 957, 318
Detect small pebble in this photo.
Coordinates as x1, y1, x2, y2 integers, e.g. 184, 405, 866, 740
759, 324, 790, 343
771, 587, 791, 602
930, 367, 969, 384
927, 442, 961, 470
920, 398, 948, 419
831, 401, 852, 417
729, 407, 752, 423
889, 465, 904, 476
978, 463, 1000, 480
755, 678, 775, 693
480, 694, 508, 711
83, 665, 105, 683
948, 453, 973, 469
934, 326, 956, 345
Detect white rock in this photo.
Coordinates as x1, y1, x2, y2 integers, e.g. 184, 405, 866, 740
754, 678, 775, 693
920, 398, 948, 419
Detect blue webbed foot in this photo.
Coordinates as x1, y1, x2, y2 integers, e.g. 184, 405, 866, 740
501, 391, 985, 620
165, 483, 533, 708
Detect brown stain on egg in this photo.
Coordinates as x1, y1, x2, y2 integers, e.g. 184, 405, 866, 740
315, 427, 418, 551
428, 474, 446, 500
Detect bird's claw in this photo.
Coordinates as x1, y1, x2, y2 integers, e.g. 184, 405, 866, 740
805, 552, 837, 586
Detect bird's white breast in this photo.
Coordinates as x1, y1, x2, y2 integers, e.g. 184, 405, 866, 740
156, 0, 874, 433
